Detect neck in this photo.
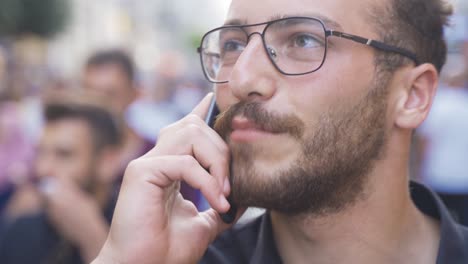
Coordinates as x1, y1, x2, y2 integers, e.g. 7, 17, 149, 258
271, 132, 440, 264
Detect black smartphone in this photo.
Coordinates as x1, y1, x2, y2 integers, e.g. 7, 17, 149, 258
205, 98, 238, 224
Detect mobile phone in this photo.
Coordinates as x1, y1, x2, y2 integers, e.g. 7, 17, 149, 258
205, 98, 238, 224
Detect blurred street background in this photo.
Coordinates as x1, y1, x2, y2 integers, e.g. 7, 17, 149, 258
0, 0, 230, 143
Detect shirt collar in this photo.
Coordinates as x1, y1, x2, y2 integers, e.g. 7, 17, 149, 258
250, 181, 467, 263
410, 182, 468, 263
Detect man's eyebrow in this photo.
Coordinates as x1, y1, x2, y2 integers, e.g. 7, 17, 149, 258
223, 13, 344, 31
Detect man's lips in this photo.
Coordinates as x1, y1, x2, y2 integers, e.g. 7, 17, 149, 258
230, 116, 277, 142
231, 116, 264, 130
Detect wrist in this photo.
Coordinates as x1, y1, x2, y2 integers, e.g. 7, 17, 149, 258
91, 250, 117, 264
77, 216, 109, 262
92, 241, 127, 264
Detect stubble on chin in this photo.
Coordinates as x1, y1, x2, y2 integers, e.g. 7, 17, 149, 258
215, 81, 389, 217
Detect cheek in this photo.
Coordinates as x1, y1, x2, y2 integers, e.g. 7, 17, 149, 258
214, 84, 236, 111
284, 76, 337, 124
75, 159, 95, 183
56, 157, 91, 185
286, 62, 374, 120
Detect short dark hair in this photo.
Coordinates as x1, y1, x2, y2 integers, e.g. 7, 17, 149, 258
44, 102, 122, 152
85, 49, 135, 82
371, 0, 452, 73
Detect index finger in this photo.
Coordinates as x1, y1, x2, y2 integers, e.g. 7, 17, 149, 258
191, 92, 214, 118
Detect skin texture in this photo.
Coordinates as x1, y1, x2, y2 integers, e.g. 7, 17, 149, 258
213, 73, 389, 215
94, 0, 442, 263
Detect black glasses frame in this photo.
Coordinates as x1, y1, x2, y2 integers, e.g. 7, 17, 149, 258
197, 16, 420, 84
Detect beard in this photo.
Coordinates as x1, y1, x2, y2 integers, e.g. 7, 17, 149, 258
213, 76, 389, 216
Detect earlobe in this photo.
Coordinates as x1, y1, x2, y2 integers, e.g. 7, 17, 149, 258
395, 64, 438, 129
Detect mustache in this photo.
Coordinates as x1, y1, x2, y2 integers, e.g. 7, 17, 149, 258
213, 101, 305, 140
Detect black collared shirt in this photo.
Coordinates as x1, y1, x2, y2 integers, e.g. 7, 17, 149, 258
200, 182, 468, 264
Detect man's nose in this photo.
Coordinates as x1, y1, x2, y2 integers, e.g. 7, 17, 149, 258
228, 33, 278, 102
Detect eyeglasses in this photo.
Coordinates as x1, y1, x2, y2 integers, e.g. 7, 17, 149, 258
197, 16, 419, 84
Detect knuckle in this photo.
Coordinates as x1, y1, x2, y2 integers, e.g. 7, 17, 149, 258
158, 126, 169, 136
125, 159, 141, 174
179, 155, 198, 168
184, 114, 204, 126
159, 122, 177, 136
185, 123, 203, 137
219, 144, 230, 159
123, 160, 140, 184
124, 158, 153, 181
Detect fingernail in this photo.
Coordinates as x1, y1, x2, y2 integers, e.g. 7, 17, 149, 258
223, 178, 230, 195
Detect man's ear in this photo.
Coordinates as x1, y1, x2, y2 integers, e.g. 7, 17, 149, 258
96, 147, 121, 184
394, 64, 439, 129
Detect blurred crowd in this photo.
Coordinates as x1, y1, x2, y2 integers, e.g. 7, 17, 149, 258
0, 45, 210, 263
0, 2, 466, 264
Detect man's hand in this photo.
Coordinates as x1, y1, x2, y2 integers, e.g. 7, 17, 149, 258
39, 178, 109, 262
94, 93, 241, 264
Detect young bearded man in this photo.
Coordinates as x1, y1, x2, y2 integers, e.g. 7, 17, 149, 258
93, 0, 468, 263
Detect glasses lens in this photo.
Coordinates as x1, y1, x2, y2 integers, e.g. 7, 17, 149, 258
199, 18, 327, 83
201, 27, 247, 83
264, 18, 327, 75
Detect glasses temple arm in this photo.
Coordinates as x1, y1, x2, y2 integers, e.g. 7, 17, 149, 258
326, 30, 420, 65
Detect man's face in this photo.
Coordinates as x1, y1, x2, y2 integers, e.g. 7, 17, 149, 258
83, 64, 136, 115
214, 0, 392, 215
35, 119, 97, 188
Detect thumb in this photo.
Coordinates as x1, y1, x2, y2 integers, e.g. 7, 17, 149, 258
190, 92, 214, 119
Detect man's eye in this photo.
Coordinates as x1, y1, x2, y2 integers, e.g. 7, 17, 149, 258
223, 40, 245, 52
291, 34, 322, 48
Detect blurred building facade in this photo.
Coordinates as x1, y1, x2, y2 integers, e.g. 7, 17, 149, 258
47, 0, 230, 80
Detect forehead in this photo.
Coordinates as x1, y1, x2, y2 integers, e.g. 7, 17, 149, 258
85, 64, 130, 84
42, 119, 93, 149
227, 0, 381, 34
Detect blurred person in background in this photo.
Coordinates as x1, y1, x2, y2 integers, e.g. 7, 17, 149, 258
83, 49, 154, 173
416, 39, 468, 226
125, 57, 184, 143
0, 94, 122, 264
83, 49, 203, 207
125, 51, 209, 143
172, 76, 209, 116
